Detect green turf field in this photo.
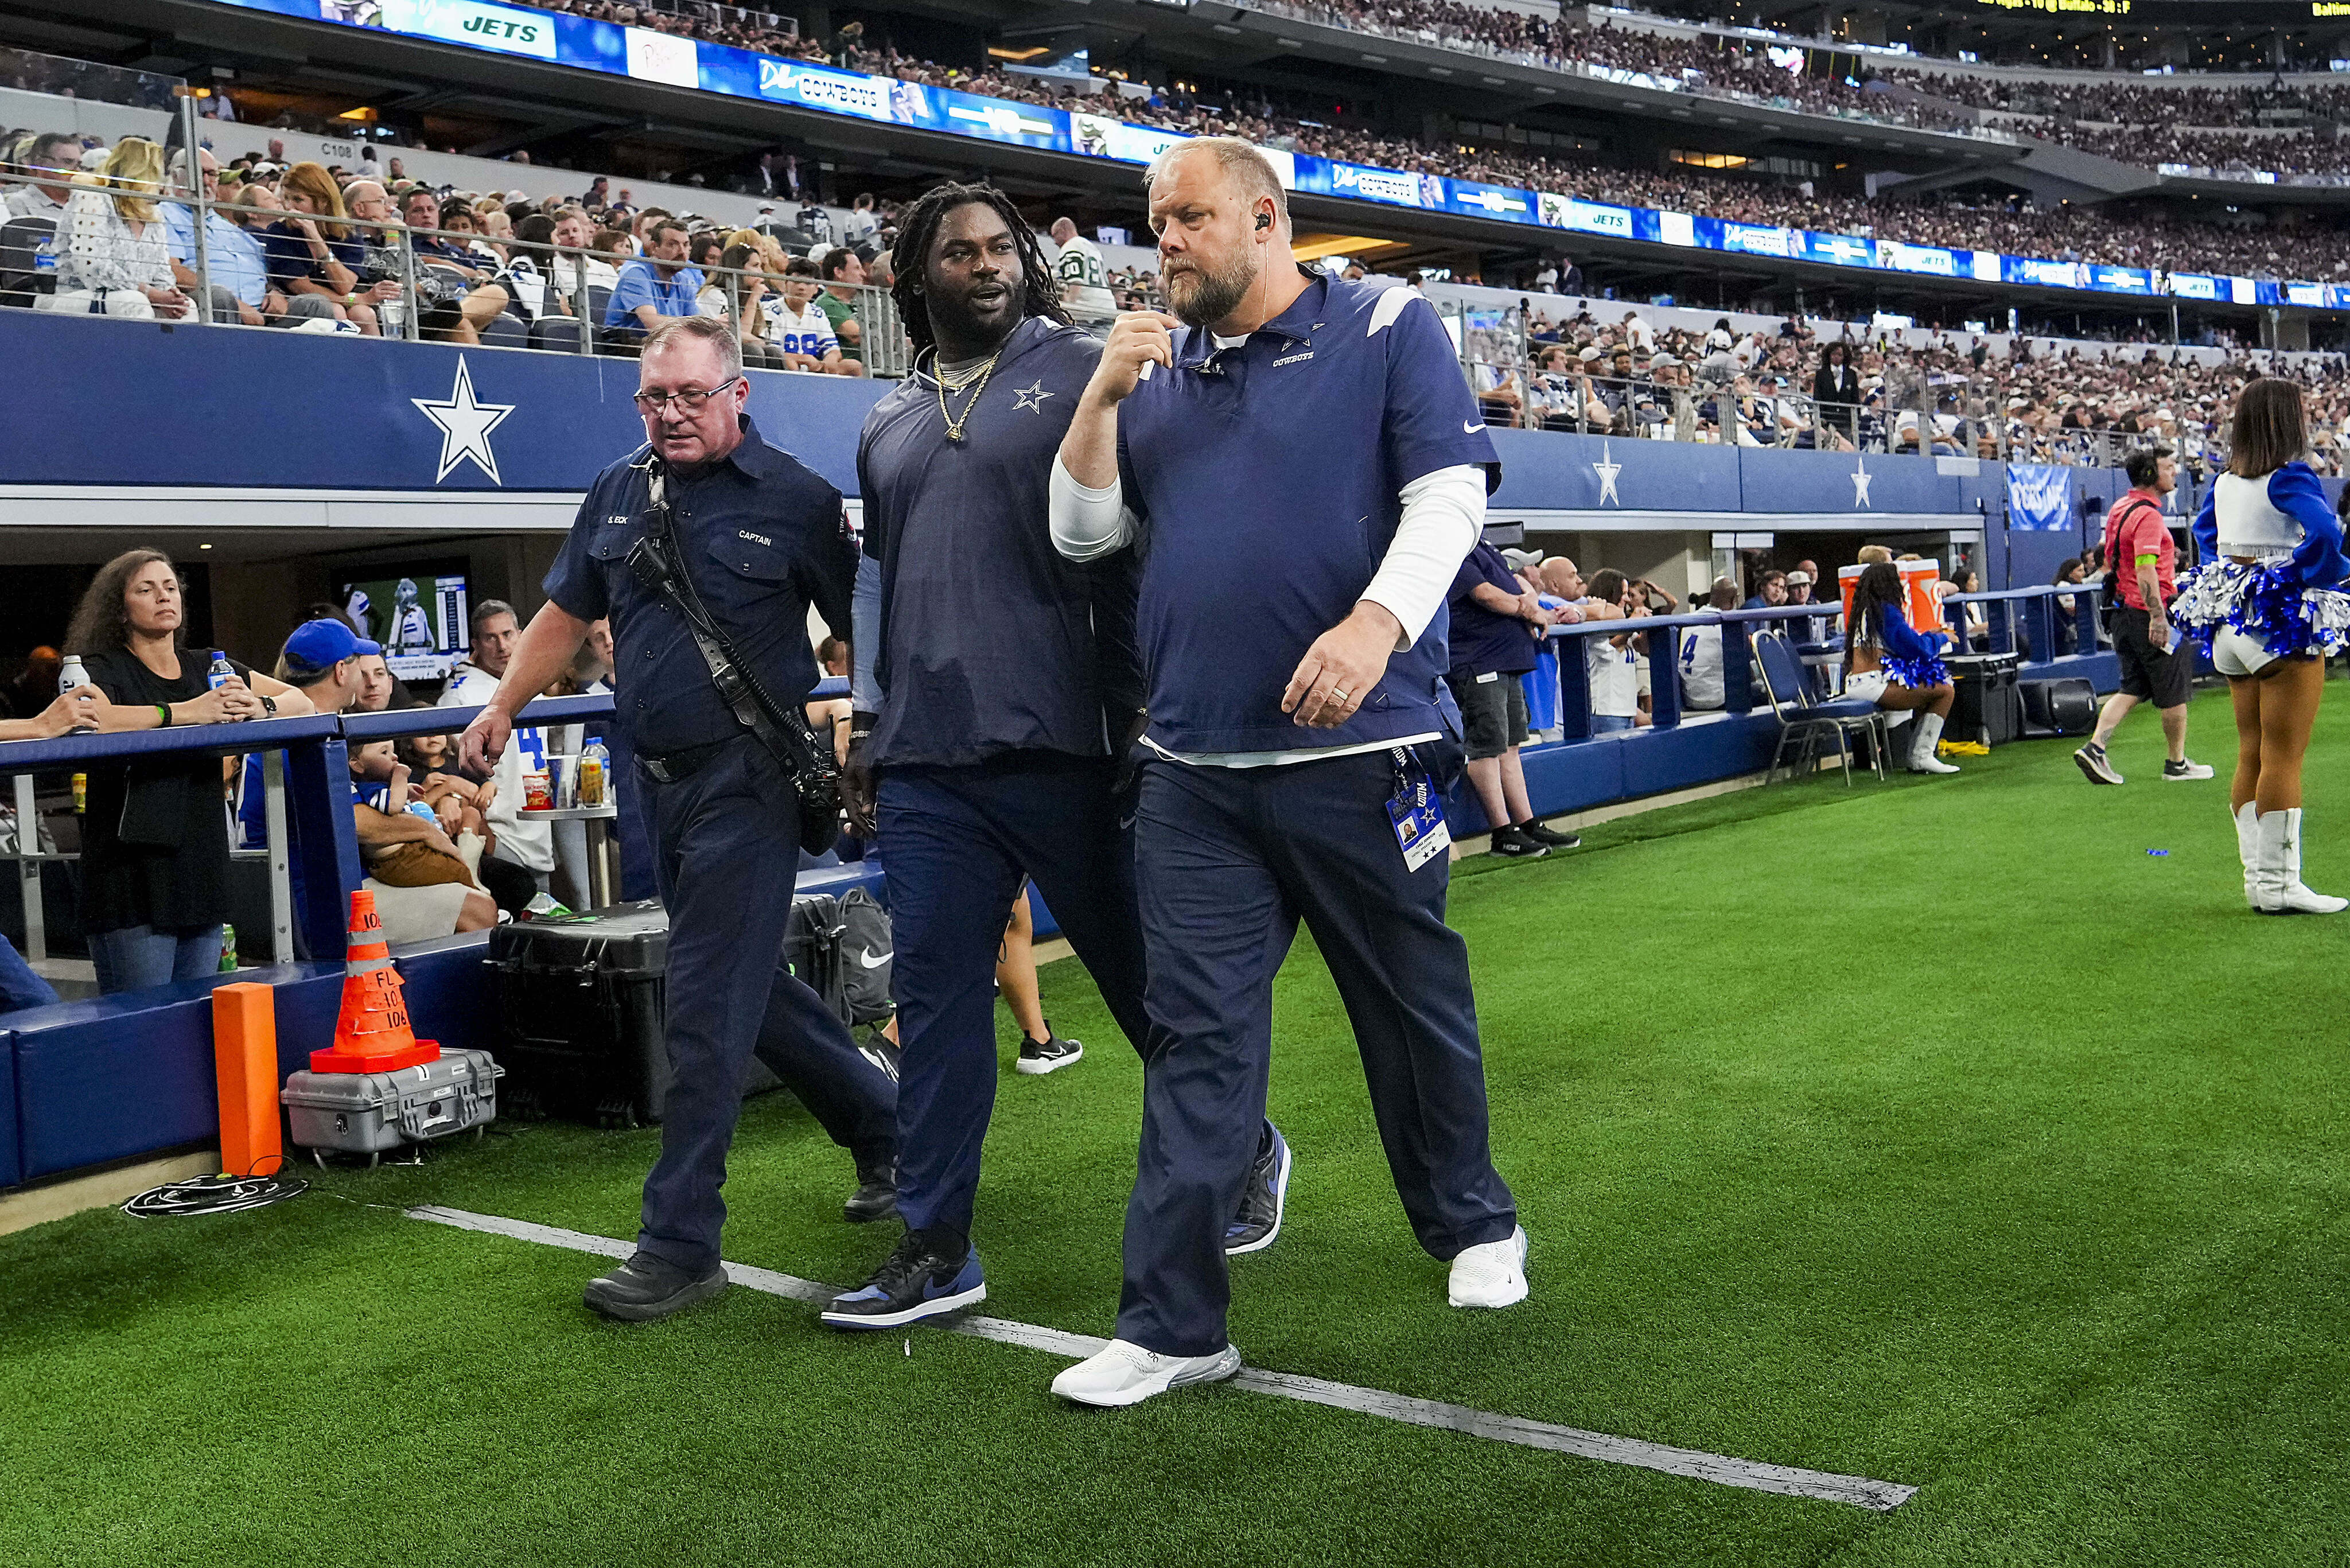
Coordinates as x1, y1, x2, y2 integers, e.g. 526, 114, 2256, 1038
5, 686, 2347, 1567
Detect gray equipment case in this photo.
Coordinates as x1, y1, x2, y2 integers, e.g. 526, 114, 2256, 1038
281, 1048, 505, 1165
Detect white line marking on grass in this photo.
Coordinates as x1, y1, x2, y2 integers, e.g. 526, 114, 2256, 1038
407, 1205, 1916, 1512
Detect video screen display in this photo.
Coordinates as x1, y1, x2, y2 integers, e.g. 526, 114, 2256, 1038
340, 572, 470, 681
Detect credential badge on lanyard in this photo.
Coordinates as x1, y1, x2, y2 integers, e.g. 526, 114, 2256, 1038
1384, 745, 1451, 872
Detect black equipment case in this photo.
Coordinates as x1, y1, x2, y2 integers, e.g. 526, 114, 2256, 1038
487, 896, 849, 1126
1945, 651, 2023, 748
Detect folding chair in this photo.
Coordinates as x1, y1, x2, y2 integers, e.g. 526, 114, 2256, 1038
1752, 631, 1890, 785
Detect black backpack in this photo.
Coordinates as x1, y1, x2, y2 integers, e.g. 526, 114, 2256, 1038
838, 886, 895, 1027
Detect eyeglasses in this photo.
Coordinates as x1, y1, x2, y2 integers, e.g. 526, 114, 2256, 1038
632, 381, 742, 413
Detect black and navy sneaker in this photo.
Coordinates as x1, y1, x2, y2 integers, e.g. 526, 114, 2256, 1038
1016, 1022, 1084, 1076
820, 1228, 986, 1329
1225, 1121, 1293, 1256
1522, 820, 1582, 850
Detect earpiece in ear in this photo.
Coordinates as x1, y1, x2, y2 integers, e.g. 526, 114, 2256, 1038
1255, 212, 1271, 232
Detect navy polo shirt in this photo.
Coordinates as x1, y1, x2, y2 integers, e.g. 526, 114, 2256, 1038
543, 416, 857, 758
1447, 542, 1539, 681
1114, 274, 1498, 754
857, 316, 1138, 769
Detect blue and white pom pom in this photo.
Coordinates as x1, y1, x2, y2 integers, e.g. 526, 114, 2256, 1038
1883, 655, 1948, 690
2173, 559, 2350, 659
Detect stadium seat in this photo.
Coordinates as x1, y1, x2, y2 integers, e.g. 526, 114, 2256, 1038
478, 312, 527, 349
527, 314, 592, 353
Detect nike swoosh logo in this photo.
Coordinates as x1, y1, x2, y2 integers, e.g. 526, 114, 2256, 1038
857, 947, 892, 969
1464, 420, 1481, 433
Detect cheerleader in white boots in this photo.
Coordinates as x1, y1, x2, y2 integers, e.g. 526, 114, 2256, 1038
2172, 378, 2350, 915
1842, 561, 1960, 775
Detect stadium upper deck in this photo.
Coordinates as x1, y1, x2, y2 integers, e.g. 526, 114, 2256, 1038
5, 0, 2344, 344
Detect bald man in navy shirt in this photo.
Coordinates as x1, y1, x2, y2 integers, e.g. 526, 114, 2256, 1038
1048, 138, 1526, 1408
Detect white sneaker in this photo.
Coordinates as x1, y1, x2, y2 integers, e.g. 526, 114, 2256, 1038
1050, 1339, 1243, 1407
1447, 1226, 1530, 1309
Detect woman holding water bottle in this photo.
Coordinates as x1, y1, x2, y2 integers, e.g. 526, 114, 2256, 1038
61, 549, 314, 993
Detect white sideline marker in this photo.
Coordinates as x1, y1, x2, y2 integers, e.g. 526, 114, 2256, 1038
407, 1205, 1916, 1512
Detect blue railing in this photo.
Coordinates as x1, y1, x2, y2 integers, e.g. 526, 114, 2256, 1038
1, 676, 856, 971
0, 697, 618, 966
1940, 582, 2102, 660
1535, 585, 2111, 745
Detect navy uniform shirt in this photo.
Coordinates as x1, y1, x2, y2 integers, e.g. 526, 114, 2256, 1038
1446, 542, 1540, 682
544, 415, 856, 759
858, 315, 1140, 768
1115, 274, 1499, 754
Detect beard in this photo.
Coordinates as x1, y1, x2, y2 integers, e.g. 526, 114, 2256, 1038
1162, 250, 1256, 328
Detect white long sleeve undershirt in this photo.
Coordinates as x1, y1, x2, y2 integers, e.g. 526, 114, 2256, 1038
1048, 458, 1488, 767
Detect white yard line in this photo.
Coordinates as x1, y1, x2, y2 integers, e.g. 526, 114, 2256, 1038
407, 1204, 1916, 1512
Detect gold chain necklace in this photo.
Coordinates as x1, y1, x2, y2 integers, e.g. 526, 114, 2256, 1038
935, 349, 1001, 442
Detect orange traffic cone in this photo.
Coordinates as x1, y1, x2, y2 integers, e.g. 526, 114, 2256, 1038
309, 889, 439, 1075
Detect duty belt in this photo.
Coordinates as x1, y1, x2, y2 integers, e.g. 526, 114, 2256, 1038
636, 737, 736, 784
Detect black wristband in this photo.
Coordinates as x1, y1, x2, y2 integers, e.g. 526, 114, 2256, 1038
849, 711, 877, 740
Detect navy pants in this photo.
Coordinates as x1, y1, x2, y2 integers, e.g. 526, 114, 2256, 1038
636, 737, 897, 1274
877, 753, 1161, 1239
1117, 746, 1518, 1358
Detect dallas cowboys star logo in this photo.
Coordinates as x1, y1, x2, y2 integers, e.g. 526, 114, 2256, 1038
1592, 439, 1623, 507
1011, 379, 1055, 413
411, 357, 515, 484
1850, 452, 1873, 508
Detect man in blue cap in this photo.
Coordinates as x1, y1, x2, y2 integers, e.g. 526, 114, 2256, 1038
237, 617, 499, 942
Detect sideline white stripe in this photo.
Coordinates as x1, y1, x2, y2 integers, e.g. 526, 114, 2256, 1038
407, 1205, 1915, 1511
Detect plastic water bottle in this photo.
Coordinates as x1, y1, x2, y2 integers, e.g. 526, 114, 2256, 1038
56, 655, 96, 735
207, 651, 235, 690
578, 739, 609, 808
30, 232, 56, 277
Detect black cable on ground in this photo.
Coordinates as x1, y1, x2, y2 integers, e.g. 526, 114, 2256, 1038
121, 1173, 309, 1219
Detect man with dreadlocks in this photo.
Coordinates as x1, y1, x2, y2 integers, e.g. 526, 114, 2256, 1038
819, 182, 1293, 1331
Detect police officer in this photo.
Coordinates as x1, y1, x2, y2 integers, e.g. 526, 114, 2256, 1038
820, 182, 1288, 1332
1048, 139, 1526, 1407
458, 316, 898, 1322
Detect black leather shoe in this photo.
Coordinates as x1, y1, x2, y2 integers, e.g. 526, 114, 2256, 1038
843, 1157, 898, 1224
582, 1251, 727, 1322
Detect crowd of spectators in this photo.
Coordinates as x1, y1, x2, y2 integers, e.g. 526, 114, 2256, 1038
1897, 71, 2350, 180
1240, 0, 2350, 179
14, 9, 2350, 295
0, 127, 898, 359
280, 0, 2350, 277
1455, 297, 2350, 473
1241, 1, 1982, 134
10, 119, 2346, 479
609, 13, 2350, 281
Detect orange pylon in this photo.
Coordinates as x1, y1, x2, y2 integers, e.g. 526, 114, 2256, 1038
309, 889, 438, 1074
